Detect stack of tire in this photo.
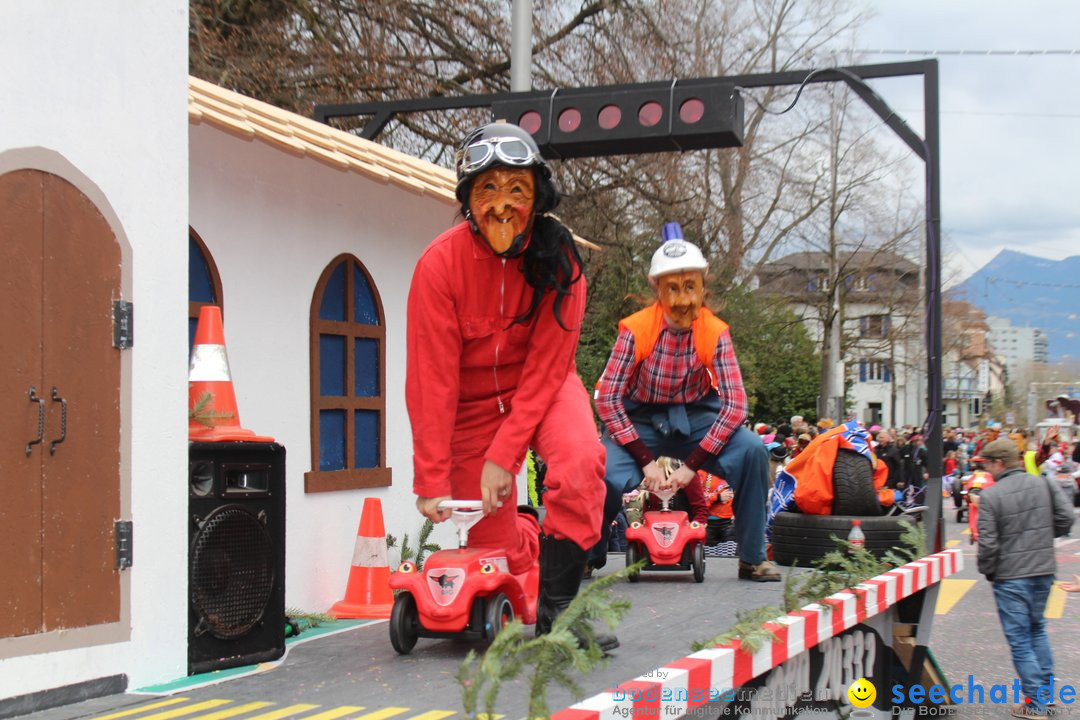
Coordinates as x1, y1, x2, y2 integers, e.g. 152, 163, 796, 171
771, 449, 910, 567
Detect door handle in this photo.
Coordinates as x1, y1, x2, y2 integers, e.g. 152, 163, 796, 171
50, 387, 67, 455
26, 386, 44, 455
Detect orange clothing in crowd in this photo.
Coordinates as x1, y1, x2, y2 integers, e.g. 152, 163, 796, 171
966, 470, 996, 541
698, 470, 734, 519
787, 425, 893, 515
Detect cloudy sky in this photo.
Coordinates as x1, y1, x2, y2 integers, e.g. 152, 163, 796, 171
853, 0, 1080, 285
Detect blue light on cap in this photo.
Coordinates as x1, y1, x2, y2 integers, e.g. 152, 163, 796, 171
661, 222, 684, 243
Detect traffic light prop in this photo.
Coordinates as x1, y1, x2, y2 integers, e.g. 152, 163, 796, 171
491, 80, 744, 159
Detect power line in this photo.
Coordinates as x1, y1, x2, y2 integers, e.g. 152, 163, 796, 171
936, 110, 1080, 119
862, 49, 1080, 57
986, 277, 1080, 290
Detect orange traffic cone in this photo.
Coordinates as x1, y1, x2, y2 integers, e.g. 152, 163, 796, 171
329, 497, 393, 619
188, 305, 274, 442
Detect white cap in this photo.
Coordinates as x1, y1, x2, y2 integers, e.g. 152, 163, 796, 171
648, 222, 708, 279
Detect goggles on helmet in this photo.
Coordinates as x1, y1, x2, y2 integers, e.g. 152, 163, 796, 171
455, 136, 539, 177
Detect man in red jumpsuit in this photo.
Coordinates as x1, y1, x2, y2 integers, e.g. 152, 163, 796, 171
406, 122, 616, 650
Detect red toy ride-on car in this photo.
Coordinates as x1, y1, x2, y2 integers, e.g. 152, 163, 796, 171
624, 487, 707, 583
388, 500, 539, 654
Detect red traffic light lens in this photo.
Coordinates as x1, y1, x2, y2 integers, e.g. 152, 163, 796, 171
638, 101, 663, 127
518, 110, 542, 135
598, 104, 622, 129
558, 107, 582, 132
679, 98, 705, 124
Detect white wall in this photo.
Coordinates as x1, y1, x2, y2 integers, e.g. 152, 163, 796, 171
189, 124, 461, 613
0, 0, 189, 698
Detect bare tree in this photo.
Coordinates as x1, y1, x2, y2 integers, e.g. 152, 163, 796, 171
190, 0, 934, 400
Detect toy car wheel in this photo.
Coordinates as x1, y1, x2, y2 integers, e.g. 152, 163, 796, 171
389, 592, 419, 654
626, 542, 641, 583
692, 542, 705, 583
484, 593, 513, 641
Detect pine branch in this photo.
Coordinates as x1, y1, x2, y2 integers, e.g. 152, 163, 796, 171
458, 560, 640, 716
285, 608, 335, 632
692, 605, 784, 653
695, 519, 926, 650
415, 519, 438, 569
387, 520, 441, 571
188, 390, 235, 427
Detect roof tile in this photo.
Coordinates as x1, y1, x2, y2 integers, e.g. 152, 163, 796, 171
187, 76, 597, 249
188, 76, 456, 203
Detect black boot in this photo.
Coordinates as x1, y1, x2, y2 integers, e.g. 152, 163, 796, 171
535, 534, 619, 653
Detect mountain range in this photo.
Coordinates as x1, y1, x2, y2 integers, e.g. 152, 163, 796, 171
949, 249, 1080, 362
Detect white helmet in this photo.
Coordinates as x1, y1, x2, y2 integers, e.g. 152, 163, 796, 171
648, 222, 708, 279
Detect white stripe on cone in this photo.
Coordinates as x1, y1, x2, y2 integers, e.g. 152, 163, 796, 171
189, 344, 232, 381
351, 535, 388, 567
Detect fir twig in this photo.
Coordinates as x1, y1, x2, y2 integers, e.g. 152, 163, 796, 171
691, 605, 784, 653
188, 389, 234, 427
458, 560, 640, 717
387, 520, 440, 572
284, 608, 335, 631
414, 518, 440, 570
694, 518, 926, 649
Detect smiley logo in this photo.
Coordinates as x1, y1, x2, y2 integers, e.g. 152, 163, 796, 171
847, 678, 876, 708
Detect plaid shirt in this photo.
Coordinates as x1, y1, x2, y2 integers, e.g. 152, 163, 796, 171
595, 323, 748, 457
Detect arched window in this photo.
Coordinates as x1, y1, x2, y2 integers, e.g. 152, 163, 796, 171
189, 228, 223, 354
306, 254, 390, 492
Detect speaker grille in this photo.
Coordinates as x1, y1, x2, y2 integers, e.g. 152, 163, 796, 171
190, 505, 274, 639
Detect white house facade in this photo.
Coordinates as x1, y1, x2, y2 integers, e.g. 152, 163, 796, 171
1, 2, 468, 706
755, 250, 926, 428
1, 0, 191, 702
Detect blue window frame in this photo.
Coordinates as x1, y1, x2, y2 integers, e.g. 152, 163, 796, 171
306, 254, 390, 493
188, 229, 222, 354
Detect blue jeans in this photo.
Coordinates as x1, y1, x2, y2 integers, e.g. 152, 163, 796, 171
993, 575, 1055, 713
589, 417, 770, 567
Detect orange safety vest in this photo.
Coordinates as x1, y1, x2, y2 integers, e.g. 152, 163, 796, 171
616, 303, 729, 390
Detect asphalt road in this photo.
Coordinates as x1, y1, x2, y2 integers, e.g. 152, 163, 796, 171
7, 554, 787, 719
925, 504, 1080, 719
11, 507, 1080, 720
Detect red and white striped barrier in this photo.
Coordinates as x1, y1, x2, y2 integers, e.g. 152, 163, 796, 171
552, 548, 963, 719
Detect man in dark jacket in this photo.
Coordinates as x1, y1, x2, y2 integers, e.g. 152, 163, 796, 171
900, 433, 927, 488
977, 438, 1074, 719
875, 431, 903, 489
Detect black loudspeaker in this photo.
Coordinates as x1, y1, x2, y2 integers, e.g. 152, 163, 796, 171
188, 442, 286, 675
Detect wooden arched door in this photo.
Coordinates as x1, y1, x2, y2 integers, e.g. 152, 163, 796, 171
0, 169, 122, 639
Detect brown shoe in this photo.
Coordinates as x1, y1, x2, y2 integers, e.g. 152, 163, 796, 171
739, 560, 781, 582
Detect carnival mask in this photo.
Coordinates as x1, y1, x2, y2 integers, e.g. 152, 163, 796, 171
654, 270, 705, 330
468, 167, 536, 255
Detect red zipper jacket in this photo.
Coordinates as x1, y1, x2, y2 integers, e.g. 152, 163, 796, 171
406, 221, 587, 498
